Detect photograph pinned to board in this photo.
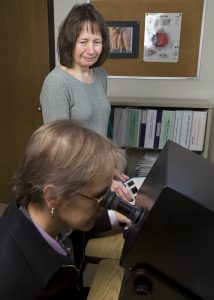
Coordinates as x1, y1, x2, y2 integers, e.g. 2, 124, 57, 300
143, 13, 182, 63
106, 21, 140, 58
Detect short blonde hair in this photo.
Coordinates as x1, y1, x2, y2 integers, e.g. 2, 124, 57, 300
13, 120, 126, 205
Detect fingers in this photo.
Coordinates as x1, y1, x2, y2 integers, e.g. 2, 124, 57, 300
115, 212, 132, 225
114, 169, 129, 182
118, 173, 129, 181
111, 180, 132, 201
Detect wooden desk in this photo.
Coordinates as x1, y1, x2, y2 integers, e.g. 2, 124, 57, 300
85, 232, 124, 262
87, 259, 124, 300
85, 233, 124, 299
85, 233, 124, 300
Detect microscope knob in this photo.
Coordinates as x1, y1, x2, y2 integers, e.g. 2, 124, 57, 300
133, 276, 152, 297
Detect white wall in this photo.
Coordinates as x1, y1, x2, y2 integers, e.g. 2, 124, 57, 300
54, 0, 85, 64
54, 0, 214, 161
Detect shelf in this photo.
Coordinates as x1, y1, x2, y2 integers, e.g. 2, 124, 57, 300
109, 97, 214, 109
109, 98, 213, 167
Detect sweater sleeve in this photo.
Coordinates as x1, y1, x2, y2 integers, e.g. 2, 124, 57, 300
40, 71, 74, 123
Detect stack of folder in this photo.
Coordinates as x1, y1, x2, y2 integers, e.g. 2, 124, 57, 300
112, 107, 207, 152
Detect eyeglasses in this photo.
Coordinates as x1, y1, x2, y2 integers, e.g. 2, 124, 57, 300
78, 188, 109, 204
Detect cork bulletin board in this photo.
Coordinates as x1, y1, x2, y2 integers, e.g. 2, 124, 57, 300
89, 0, 205, 78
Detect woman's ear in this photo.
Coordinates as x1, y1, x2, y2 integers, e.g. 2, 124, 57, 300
42, 184, 60, 209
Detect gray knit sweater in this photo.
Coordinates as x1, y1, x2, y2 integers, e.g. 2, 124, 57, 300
40, 67, 111, 136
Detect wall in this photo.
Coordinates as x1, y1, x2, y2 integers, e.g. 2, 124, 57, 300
53, 0, 85, 62
53, 0, 214, 161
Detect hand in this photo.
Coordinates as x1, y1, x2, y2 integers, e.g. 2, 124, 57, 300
111, 179, 132, 202
114, 169, 129, 182
115, 212, 132, 225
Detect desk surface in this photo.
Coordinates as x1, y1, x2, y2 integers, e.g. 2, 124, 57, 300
87, 259, 124, 300
85, 232, 124, 261
85, 232, 125, 299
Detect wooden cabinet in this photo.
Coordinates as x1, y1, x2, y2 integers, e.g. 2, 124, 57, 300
0, 1, 50, 202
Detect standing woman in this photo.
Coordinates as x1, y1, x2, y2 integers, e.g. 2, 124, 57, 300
40, 3, 130, 200
40, 3, 110, 136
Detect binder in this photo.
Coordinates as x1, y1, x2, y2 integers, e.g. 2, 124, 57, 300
179, 110, 193, 149
139, 109, 147, 148
189, 110, 207, 151
126, 108, 142, 147
144, 109, 157, 149
112, 107, 128, 147
153, 109, 163, 149
173, 110, 183, 144
159, 110, 176, 149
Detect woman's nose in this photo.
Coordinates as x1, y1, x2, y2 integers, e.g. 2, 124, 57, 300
87, 42, 95, 53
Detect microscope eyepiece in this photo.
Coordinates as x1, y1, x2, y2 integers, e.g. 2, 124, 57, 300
99, 189, 143, 224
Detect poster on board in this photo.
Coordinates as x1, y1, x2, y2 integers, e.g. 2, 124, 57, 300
106, 21, 140, 58
143, 13, 182, 63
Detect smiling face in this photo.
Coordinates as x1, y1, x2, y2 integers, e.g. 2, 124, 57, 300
73, 22, 103, 70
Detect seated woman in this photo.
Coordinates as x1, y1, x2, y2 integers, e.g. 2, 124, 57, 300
0, 120, 129, 300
